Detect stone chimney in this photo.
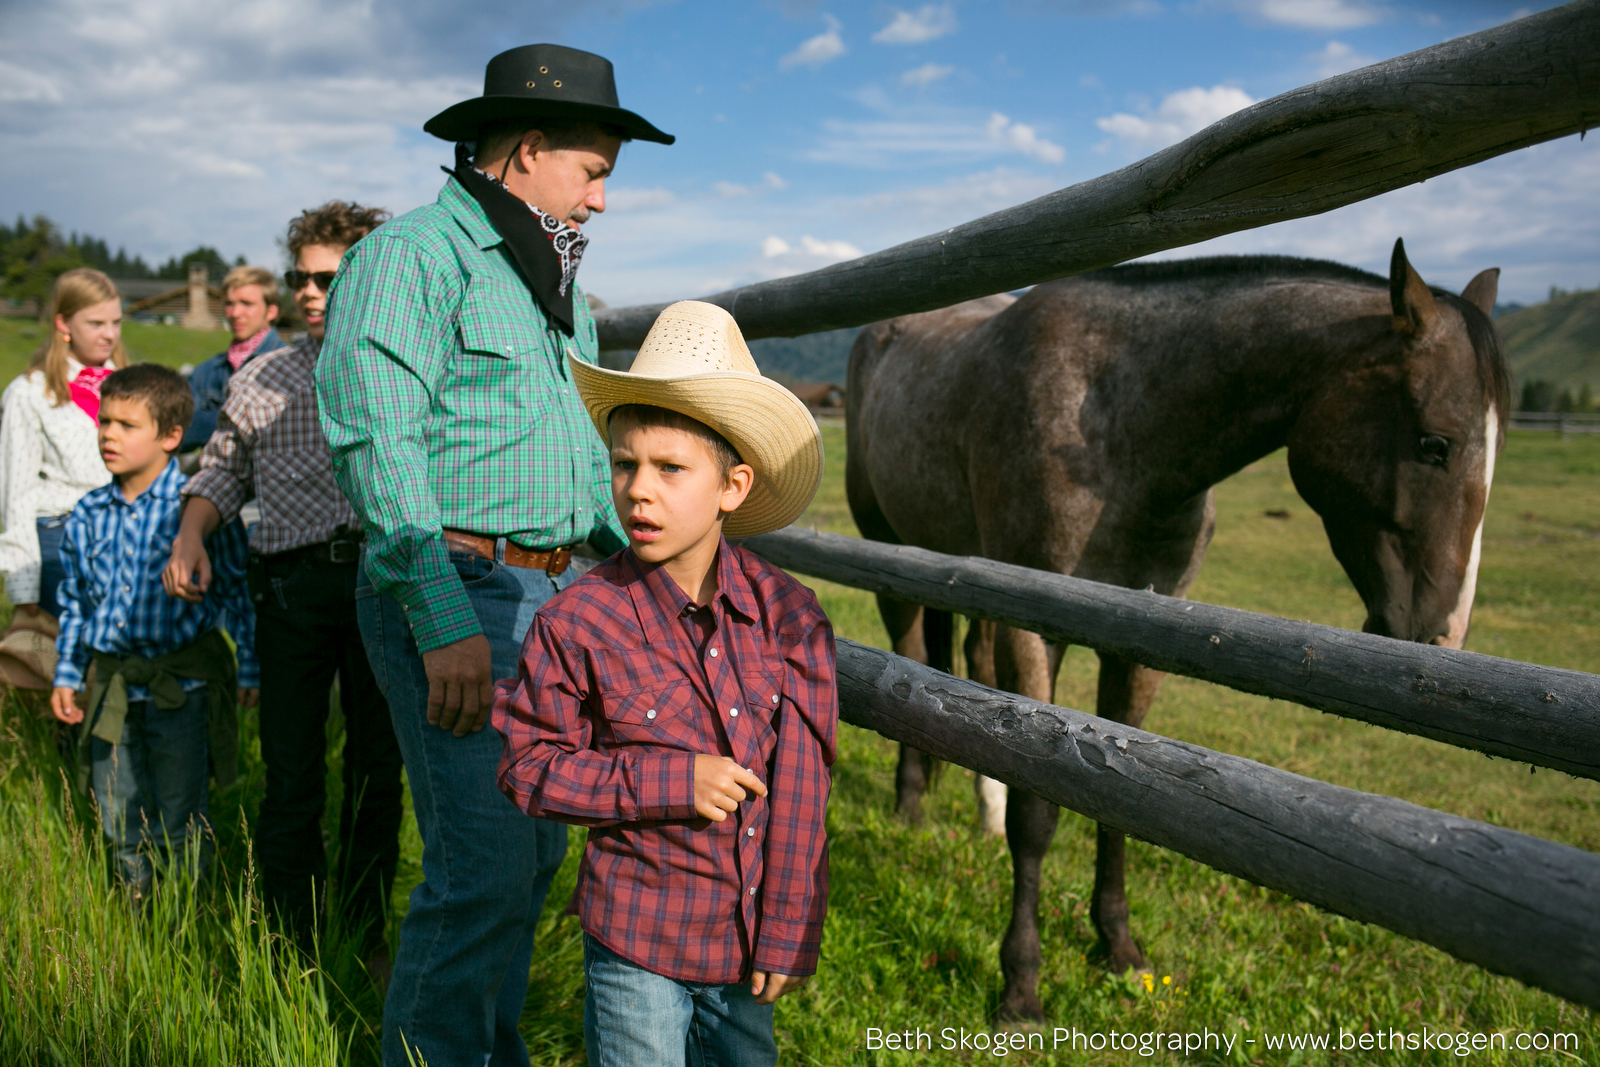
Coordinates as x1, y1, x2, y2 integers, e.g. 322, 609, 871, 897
181, 263, 219, 329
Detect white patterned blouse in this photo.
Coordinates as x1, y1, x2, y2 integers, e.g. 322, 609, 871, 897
0, 363, 112, 604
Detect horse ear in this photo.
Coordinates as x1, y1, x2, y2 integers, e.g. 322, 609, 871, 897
1460, 268, 1500, 319
1389, 237, 1438, 336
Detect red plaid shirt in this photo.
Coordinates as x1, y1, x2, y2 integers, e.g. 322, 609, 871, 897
493, 541, 837, 984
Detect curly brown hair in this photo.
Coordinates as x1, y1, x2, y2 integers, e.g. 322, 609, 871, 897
285, 201, 391, 261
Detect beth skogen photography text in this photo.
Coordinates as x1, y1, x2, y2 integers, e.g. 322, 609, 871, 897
1, 0, 1597, 1064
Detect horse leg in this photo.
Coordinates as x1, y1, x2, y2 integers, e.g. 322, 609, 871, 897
994, 624, 1064, 1021
963, 619, 1008, 836
877, 595, 944, 823
1089, 652, 1165, 974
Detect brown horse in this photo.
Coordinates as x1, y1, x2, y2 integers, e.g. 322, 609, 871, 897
845, 239, 1507, 1019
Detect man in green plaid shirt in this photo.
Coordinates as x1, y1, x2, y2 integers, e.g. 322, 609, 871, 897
315, 43, 673, 1067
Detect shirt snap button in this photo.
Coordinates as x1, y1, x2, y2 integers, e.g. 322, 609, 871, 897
709, 648, 718, 658
748, 887, 756, 895
746, 827, 755, 836
770, 694, 779, 704
729, 707, 738, 717
646, 709, 656, 719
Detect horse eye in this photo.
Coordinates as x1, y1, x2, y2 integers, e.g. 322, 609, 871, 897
1418, 434, 1451, 467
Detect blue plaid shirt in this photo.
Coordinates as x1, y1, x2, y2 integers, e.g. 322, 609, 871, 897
54, 459, 258, 692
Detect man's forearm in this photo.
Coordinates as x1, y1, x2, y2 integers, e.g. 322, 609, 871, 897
177, 496, 224, 545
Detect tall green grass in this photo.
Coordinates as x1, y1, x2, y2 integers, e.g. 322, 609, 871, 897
0, 702, 353, 1064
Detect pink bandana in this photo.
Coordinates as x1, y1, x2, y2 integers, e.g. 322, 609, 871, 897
226, 327, 271, 371
69, 365, 113, 424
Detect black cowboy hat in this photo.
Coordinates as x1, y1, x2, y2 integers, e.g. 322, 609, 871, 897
425, 44, 674, 145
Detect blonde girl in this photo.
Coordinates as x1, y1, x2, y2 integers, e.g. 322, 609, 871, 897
0, 268, 127, 621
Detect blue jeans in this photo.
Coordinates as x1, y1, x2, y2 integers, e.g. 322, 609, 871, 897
357, 548, 576, 1067
583, 934, 777, 1067
37, 515, 68, 618
90, 688, 212, 898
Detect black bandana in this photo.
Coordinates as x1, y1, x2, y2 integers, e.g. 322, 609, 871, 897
447, 143, 589, 335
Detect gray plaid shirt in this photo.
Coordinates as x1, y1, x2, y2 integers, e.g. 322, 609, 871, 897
184, 335, 361, 554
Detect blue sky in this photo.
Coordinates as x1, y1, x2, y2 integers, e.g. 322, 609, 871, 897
2, 0, 1592, 308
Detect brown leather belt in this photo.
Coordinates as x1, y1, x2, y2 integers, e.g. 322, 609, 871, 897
443, 529, 578, 575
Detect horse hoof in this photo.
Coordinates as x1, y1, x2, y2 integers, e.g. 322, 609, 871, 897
1103, 944, 1149, 975
895, 799, 925, 826
997, 988, 1046, 1024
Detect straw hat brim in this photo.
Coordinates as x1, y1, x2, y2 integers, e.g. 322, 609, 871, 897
569, 358, 822, 538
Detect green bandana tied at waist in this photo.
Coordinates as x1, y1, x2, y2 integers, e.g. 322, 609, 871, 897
76, 628, 240, 794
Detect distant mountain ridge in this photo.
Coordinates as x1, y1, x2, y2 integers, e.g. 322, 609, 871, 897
1495, 287, 1600, 394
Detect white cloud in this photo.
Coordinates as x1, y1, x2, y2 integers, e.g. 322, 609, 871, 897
872, 4, 958, 44
838, 167, 1058, 222
1096, 85, 1255, 152
1307, 40, 1376, 79
1219, 0, 1383, 30
780, 15, 847, 70
901, 62, 955, 88
0, 60, 63, 103
760, 234, 861, 266
799, 235, 863, 259
986, 113, 1066, 163
715, 172, 788, 198
807, 109, 1067, 167
606, 187, 676, 212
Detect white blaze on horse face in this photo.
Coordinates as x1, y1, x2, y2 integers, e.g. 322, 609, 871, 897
1438, 403, 1497, 649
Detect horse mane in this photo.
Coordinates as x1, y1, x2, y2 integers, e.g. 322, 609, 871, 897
1092, 255, 1512, 423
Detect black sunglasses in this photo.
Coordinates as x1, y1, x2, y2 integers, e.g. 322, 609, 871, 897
285, 269, 337, 292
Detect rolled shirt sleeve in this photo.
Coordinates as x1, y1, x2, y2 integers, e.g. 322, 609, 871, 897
182, 400, 255, 524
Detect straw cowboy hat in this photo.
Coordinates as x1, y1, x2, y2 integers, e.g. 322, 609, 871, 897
569, 301, 823, 538
425, 44, 674, 145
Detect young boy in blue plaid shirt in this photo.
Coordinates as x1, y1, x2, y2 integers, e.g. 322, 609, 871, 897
50, 364, 258, 899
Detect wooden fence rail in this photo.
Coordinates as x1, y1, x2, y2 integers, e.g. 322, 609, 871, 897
835, 638, 1600, 1009
594, 2, 1599, 349
743, 527, 1600, 781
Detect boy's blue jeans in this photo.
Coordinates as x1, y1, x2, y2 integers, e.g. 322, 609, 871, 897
90, 688, 212, 897
583, 934, 777, 1067
356, 549, 576, 1067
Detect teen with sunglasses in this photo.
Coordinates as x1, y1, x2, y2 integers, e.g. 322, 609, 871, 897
164, 201, 401, 978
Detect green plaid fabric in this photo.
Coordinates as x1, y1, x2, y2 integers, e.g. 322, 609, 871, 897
316, 177, 626, 652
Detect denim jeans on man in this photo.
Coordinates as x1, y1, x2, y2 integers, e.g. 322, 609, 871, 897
254, 549, 403, 949
91, 687, 211, 898
582, 933, 777, 1067
357, 546, 577, 1067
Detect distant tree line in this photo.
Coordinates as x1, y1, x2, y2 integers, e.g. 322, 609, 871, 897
2, 214, 243, 307
1519, 380, 1596, 414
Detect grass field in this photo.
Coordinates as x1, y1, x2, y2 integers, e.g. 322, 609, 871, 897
1, 397, 1597, 1062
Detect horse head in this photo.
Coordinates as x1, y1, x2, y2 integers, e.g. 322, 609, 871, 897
1286, 239, 1508, 648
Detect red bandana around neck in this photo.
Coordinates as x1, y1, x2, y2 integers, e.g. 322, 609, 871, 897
227, 327, 271, 371
69, 365, 113, 424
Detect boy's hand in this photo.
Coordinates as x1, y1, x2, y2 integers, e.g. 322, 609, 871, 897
163, 532, 212, 603
750, 971, 807, 1005
237, 688, 259, 708
51, 687, 83, 724
693, 754, 767, 822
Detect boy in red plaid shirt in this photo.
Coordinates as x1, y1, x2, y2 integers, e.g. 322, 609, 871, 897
493, 301, 835, 1066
